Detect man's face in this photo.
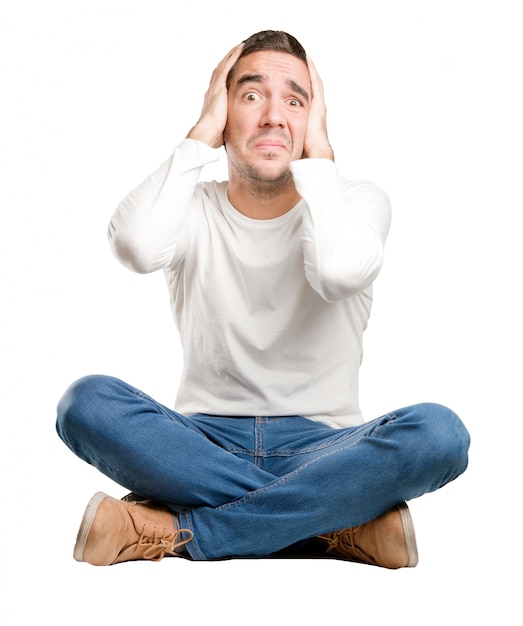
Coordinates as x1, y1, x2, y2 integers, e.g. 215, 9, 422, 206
224, 50, 311, 186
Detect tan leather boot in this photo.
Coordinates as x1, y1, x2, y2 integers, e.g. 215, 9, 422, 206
73, 492, 193, 566
317, 502, 418, 569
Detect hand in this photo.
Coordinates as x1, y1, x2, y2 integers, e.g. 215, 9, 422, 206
187, 43, 244, 148
303, 57, 334, 160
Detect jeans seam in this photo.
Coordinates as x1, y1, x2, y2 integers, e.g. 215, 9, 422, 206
131, 389, 174, 419
214, 439, 360, 512
369, 413, 397, 437
265, 422, 369, 456
255, 417, 263, 468
181, 510, 204, 560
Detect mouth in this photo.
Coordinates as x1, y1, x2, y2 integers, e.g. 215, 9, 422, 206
251, 133, 290, 152
255, 141, 286, 150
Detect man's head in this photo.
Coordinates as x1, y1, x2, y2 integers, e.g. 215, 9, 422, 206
226, 30, 307, 89
224, 31, 311, 201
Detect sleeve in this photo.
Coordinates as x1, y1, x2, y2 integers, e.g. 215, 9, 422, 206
107, 139, 220, 274
290, 158, 392, 302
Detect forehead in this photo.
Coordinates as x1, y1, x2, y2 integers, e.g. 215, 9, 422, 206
232, 50, 311, 91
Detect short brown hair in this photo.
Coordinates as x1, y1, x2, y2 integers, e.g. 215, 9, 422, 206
226, 30, 307, 89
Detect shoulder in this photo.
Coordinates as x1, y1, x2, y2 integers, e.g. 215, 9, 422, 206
192, 180, 229, 211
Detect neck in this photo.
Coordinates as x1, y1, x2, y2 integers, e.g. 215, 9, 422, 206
227, 172, 301, 220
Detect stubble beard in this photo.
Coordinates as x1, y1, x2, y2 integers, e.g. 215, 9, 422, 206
228, 154, 295, 200
225, 127, 298, 200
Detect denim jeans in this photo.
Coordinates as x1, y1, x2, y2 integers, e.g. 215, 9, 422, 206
56, 374, 470, 561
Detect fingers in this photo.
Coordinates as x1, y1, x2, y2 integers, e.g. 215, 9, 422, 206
304, 56, 333, 160
187, 42, 244, 148
204, 43, 244, 105
306, 55, 325, 100
213, 42, 245, 86
223, 42, 245, 70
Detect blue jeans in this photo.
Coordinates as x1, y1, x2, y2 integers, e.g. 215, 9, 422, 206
56, 375, 470, 561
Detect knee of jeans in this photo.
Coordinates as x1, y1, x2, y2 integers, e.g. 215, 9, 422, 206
416, 402, 471, 477
56, 374, 113, 444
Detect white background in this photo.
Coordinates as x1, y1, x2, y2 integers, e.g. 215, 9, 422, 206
1, 0, 521, 623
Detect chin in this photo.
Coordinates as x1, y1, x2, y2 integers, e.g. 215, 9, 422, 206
255, 168, 292, 185
253, 159, 292, 181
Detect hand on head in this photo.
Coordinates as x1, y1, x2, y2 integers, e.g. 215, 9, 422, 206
187, 41, 333, 162
187, 43, 244, 149
303, 56, 334, 160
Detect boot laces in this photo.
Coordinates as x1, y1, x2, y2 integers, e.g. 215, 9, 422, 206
325, 526, 359, 554
136, 527, 193, 561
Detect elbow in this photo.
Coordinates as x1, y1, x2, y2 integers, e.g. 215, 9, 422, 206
317, 271, 378, 302
108, 226, 160, 274
311, 254, 384, 302
113, 242, 153, 274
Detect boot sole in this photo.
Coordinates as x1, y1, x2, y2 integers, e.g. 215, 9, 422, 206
397, 502, 419, 567
73, 491, 109, 562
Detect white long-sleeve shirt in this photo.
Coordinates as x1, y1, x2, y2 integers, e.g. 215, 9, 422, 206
108, 139, 391, 428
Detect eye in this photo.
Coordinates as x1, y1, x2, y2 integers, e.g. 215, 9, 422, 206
288, 98, 302, 107
243, 92, 260, 102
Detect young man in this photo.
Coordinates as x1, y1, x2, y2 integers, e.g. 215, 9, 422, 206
56, 31, 470, 568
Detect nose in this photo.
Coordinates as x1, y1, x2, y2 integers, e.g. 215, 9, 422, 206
259, 98, 285, 127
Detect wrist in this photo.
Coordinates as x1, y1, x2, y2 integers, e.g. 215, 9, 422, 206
304, 144, 334, 160
187, 123, 223, 149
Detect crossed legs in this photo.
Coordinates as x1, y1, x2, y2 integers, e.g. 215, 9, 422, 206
57, 375, 470, 562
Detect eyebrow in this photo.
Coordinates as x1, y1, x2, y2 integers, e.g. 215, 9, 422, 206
236, 74, 309, 102
288, 79, 309, 103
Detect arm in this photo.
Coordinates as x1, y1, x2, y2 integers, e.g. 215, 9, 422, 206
293, 161, 391, 302
302, 57, 334, 161
107, 141, 219, 273
108, 44, 245, 274
293, 58, 391, 302
187, 43, 244, 148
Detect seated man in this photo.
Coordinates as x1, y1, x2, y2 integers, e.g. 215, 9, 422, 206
56, 30, 470, 568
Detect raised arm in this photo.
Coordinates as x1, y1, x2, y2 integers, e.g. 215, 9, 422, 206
107, 142, 218, 273
108, 44, 244, 274
302, 57, 334, 161
187, 43, 244, 148
293, 58, 391, 302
